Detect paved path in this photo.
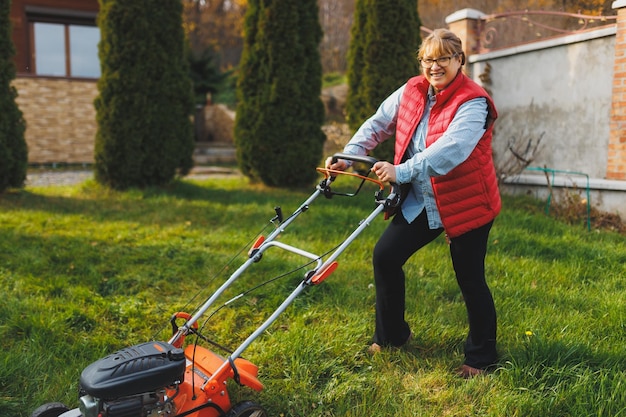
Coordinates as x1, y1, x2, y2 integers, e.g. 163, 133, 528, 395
26, 166, 241, 187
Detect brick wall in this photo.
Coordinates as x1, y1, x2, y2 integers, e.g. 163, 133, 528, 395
12, 76, 238, 166
13, 76, 98, 164
609, 1, 626, 180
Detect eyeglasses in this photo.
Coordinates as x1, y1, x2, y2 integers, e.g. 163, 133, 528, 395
419, 54, 458, 68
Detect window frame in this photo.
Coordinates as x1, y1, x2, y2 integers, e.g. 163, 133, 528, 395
26, 6, 99, 79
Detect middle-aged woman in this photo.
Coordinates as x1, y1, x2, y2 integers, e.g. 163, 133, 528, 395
326, 28, 500, 378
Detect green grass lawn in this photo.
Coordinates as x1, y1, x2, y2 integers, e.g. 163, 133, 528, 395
1, 175, 625, 417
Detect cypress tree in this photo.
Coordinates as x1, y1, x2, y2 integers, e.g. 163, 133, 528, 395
94, 0, 194, 189
234, 0, 325, 188
345, 0, 369, 133
346, 0, 421, 162
0, 0, 27, 193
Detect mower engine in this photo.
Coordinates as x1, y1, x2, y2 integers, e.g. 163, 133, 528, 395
78, 341, 186, 417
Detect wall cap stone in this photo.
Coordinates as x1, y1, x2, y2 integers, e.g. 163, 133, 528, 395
445, 8, 485, 24
612, 0, 626, 10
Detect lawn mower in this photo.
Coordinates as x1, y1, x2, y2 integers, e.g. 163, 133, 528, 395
30, 153, 400, 417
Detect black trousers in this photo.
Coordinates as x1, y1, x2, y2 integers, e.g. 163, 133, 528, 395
372, 209, 497, 369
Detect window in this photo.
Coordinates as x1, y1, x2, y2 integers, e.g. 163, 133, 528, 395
27, 7, 100, 78
33, 23, 65, 76
69, 26, 100, 78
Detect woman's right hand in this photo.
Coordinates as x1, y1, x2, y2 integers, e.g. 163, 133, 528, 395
325, 157, 348, 171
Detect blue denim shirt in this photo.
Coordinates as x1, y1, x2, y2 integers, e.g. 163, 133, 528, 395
343, 83, 488, 228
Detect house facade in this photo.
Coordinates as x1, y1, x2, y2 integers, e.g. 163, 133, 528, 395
10, 0, 99, 164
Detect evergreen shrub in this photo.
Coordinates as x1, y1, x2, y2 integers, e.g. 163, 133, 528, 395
346, 0, 421, 162
234, 0, 325, 188
0, 0, 27, 193
94, 0, 194, 189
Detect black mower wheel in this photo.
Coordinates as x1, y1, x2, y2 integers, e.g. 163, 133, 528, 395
226, 400, 268, 417
30, 402, 70, 417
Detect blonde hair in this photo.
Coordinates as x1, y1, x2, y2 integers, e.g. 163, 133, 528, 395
418, 29, 464, 63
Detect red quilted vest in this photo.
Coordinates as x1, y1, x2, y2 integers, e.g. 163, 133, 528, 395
394, 73, 500, 238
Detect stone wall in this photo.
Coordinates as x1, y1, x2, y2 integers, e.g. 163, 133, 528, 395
202, 103, 235, 144
13, 76, 98, 164
13, 77, 238, 166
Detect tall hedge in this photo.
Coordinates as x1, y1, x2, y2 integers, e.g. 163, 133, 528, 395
346, 0, 421, 162
234, 0, 325, 188
0, 0, 27, 193
94, 0, 194, 189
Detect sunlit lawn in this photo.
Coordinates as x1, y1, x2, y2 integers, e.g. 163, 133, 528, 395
1, 175, 625, 417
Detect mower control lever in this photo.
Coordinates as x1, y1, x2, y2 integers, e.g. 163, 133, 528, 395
273, 206, 283, 224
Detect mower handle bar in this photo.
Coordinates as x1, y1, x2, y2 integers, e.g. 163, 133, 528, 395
330, 152, 379, 167
169, 153, 402, 349
324, 152, 401, 200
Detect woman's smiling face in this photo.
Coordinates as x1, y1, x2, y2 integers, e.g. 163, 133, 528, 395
420, 47, 463, 93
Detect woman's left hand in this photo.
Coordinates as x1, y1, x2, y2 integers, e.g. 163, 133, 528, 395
371, 161, 397, 183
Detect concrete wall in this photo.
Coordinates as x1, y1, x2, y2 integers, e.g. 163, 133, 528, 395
468, 28, 615, 180
446, 7, 626, 218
